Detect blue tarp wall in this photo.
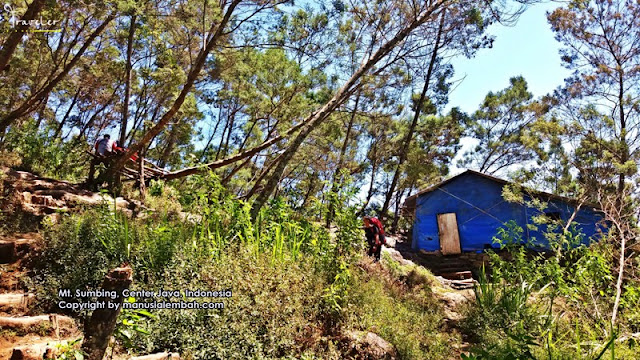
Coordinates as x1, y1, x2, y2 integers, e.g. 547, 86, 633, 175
411, 172, 605, 252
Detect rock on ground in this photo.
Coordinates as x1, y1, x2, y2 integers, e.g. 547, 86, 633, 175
341, 330, 399, 360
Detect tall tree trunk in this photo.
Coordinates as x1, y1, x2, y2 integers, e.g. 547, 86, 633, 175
201, 110, 223, 161
299, 171, 317, 210
244, 152, 284, 198
112, 0, 242, 172
161, 1, 447, 184
249, 4, 446, 219
54, 88, 81, 138
77, 87, 118, 141
611, 65, 628, 327
380, 11, 446, 221
391, 185, 409, 233
326, 90, 360, 227
215, 107, 231, 160
0, 0, 47, 71
119, 14, 137, 147
158, 124, 179, 168
358, 155, 379, 216
139, 149, 146, 198
0, 14, 116, 134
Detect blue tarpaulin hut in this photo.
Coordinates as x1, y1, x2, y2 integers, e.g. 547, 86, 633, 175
403, 170, 605, 254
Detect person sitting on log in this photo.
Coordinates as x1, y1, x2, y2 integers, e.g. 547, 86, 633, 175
87, 134, 119, 187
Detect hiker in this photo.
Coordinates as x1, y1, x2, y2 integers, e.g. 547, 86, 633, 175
87, 134, 118, 186
363, 216, 386, 261
95, 134, 117, 156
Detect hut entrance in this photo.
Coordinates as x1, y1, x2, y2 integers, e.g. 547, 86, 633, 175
437, 213, 461, 255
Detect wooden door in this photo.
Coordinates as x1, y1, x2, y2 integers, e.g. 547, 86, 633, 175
437, 213, 461, 255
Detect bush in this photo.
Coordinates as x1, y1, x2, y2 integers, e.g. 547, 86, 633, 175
31, 203, 188, 315
27, 172, 461, 359
462, 220, 639, 360
343, 262, 453, 360
127, 247, 334, 359
2, 120, 88, 181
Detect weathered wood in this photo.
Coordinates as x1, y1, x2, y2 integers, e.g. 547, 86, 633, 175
139, 153, 146, 198
0, 293, 35, 313
81, 265, 133, 360
86, 150, 166, 182
0, 314, 75, 335
440, 271, 472, 280
437, 213, 461, 255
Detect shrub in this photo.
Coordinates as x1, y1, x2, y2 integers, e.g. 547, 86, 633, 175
128, 247, 334, 359
343, 264, 452, 360
2, 120, 88, 181
30, 202, 188, 315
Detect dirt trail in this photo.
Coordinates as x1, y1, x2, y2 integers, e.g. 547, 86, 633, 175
0, 231, 83, 359
381, 235, 476, 357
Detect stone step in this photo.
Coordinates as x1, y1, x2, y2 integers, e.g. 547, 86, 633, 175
22, 203, 70, 216
0, 292, 35, 313
0, 233, 41, 264
439, 271, 473, 281
449, 279, 475, 290
21, 192, 66, 208
9, 338, 79, 360
0, 314, 76, 336
431, 267, 471, 275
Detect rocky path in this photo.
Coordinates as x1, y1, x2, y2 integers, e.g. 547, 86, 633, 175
381, 236, 476, 358
0, 232, 82, 359
0, 233, 181, 359
0, 168, 179, 359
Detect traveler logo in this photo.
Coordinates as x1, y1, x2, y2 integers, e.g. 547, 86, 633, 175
1, 3, 61, 33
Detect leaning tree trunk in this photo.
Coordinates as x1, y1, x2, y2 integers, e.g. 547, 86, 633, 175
111, 0, 242, 173
250, 3, 447, 220
326, 90, 361, 227
158, 1, 448, 187
119, 14, 137, 147
0, 0, 47, 72
0, 14, 116, 135
379, 10, 446, 222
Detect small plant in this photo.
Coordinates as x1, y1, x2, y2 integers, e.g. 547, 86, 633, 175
115, 298, 155, 350
54, 338, 85, 360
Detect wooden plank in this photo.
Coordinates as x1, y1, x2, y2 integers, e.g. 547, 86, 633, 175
440, 271, 472, 280
437, 213, 461, 255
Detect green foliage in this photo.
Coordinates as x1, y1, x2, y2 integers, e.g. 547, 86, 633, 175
128, 248, 332, 359
343, 262, 452, 360
2, 120, 88, 181
27, 168, 464, 359
31, 200, 187, 314
115, 300, 155, 350
459, 76, 545, 175
464, 219, 638, 359
53, 338, 85, 360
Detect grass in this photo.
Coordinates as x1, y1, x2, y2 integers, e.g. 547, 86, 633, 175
24, 190, 460, 360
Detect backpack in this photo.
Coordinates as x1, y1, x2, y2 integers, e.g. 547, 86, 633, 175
369, 217, 386, 245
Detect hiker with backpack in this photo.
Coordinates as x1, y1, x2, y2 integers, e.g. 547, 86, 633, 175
363, 216, 386, 261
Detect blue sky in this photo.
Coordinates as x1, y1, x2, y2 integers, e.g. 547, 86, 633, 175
446, 1, 570, 114
446, 1, 571, 176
